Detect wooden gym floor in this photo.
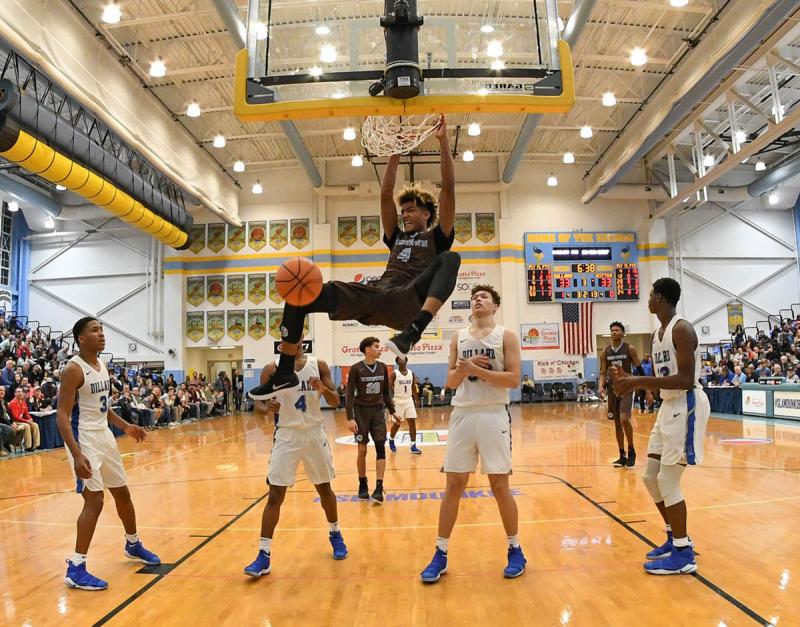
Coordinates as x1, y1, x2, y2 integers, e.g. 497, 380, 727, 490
0, 402, 797, 627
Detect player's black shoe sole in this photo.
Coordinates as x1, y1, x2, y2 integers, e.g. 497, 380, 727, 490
386, 330, 420, 357
612, 456, 627, 468
248, 371, 301, 400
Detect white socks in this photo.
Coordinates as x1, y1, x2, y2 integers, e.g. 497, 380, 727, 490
70, 552, 87, 565
507, 534, 520, 548
329, 521, 340, 533
436, 537, 449, 553
673, 536, 691, 548
125, 533, 139, 544
259, 537, 272, 554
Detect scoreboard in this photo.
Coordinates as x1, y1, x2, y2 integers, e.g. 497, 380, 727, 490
524, 231, 640, 302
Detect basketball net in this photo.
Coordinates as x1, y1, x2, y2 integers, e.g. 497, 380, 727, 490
360, 114, 440, 157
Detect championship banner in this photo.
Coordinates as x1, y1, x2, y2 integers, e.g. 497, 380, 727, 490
248, 309, 267, 340
206, 223, 226, 253
207, 311, 225, 342
248, 274, 267, 304
727, 302, 744, 334
338, 216, 357, 247
248, 221, 267, 251
206, 275, 225, 306
475, 213, 496, 243
227, 223, 246, 252
188, 224, 206, 254
268, 273, 283, 304
454, 213, 472, 244
290, 219, 310, 249
186, 312, 204, 342
227, 274, 245, 305
227, 310, 245, 341
532, 358, 583, 380
360, 215, 380, 246
520, 323, 560, 350
270, 220, 288, 250
268, 308, 283, 340
186, 276, 205, 307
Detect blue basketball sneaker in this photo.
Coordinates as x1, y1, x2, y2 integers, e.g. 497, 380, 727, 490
244, 550, 271, 577
646, 532, 673, 560
420, 548, 448, 583
504, 546, 527, 578
64, 560, 108, 591
388, 439, 397, 453
329, 531, 348, 560
124, 541, 161, 565
644, 546, 697, 575
410, 444, 422, 455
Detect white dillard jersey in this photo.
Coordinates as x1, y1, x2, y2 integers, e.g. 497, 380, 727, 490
69, 355, 111, 433
652, 315, 702, 401
274, 357, 323, 429
394, 368, 414, 402
451, 325, 509, 408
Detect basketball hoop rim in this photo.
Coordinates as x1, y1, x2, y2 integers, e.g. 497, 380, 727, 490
234, 41, 574, 123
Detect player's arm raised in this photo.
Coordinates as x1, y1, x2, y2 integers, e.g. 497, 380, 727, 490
380, 155, 400, 235
55, 362, 91, 479
314, 360, 341, 407
435, 115, 455, 236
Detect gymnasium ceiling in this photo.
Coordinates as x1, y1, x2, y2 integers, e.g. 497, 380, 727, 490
65, 0, 722, 172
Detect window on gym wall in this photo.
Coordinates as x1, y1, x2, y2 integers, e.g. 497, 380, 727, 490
0, 202, 12, 286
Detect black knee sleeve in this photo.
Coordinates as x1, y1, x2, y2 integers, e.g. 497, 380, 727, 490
374, 439, 386, 460
420, 250, 461, 302
280, 283, 337, 343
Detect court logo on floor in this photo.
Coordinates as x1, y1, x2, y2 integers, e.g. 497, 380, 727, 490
335, 429, 448, 447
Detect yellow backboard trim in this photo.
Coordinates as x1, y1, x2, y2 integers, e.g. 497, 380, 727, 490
234, 41, 575, 123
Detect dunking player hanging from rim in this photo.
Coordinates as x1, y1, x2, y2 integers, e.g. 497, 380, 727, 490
251, 115, 460, 399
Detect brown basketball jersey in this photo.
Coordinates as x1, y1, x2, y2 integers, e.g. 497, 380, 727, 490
345, 360, 395, 419
373, 225, 454, 288
604, 342, 633, 381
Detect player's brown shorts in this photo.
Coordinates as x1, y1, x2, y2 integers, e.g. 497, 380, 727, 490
328, 281, 422, 331
607, 389, 633, 419
353, 405, 388, 444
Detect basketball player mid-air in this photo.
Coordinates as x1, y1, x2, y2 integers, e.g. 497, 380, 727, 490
244, 345, 347, 578
611, 278, 710, 575
599, 321, 640, 467
420, 285, 526, 583
388, 356, 422, 455
57, 317, 160, 591
250, 115, 460, 400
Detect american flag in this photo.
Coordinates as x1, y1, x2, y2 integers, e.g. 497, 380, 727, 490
562, 302, 594, 355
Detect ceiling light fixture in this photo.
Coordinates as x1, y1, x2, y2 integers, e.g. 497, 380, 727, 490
630, 47, 648, 67
547, 173, 558, 187
601, 91, 617, 107
309, 66, 323, 77
343, 127, 356, 141
255, 22, 268, 41
212, 134, 226, 148
734, 130, 747, 144
315, 25, 331, 36
480, 24, 494, 34
702, 154, 715, 168
252, 181, 263, 194
352, 155, 364, 167
755, 160, 766, 172
768, 192, 779, 205
7, 201, 18, 212
56, 184, 67, 191
491, 59, 505, 70
233, 160, 245, 173
101, 2, 121, 24
149, 57, 166, 78
486, 40, 503, 58
580, 125, 593, 139
467, 123, 481, 136
320, 44, 337, 63
670, 0, 689, 6
44, 217, 54, 229
563, 151, 575, 164
462, 150, 475, 162
186, 101, 201, 117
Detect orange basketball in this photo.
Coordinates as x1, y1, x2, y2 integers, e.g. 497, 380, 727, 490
275, 257, 323, 306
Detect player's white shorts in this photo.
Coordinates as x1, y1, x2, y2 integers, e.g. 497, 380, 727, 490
394, 398, 417, 421
647, 387, 710, 466
444, 405, 512, 474
66, 428, 128, 493
268, 423, 335, 487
